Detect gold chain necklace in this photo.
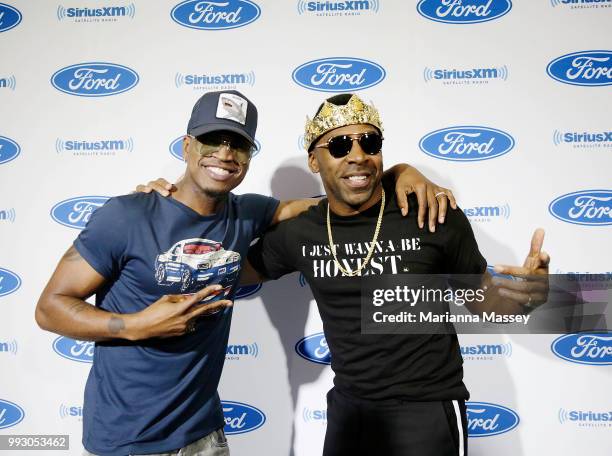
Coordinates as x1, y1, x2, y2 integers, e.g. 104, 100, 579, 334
326, 188, 385, 277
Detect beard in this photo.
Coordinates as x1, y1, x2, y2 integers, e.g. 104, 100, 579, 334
202, 187, 229, 200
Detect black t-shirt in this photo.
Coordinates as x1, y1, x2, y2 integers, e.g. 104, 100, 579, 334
248, 179, 487, 401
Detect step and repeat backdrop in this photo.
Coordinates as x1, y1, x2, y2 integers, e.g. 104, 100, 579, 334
0, 1, 610, 455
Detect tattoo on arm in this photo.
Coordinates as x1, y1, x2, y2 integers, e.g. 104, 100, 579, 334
108, 316, 126, 335
62, 246, 82, 262
68, 300, 89, 316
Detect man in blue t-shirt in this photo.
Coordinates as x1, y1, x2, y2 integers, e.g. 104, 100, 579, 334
36, 90, 284, 456
36, 90, 455, 456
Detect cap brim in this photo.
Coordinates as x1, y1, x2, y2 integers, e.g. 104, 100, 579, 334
189, 123, 257, 150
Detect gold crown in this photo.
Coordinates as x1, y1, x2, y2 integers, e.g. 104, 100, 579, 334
304, 94, 383, 150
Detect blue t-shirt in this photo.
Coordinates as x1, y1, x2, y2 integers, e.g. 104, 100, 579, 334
74, 192, 278, 456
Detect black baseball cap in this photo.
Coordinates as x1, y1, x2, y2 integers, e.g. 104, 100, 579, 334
187, 90, 258, 148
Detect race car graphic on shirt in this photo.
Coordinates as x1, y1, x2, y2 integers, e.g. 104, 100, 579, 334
154, 238, 241, 298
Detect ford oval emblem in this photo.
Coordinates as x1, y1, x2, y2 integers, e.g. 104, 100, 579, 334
51, 62, 139, 97
295, 332, 331, 365
292, 57, 386, 92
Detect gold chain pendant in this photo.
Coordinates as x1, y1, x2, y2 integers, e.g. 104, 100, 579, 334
326, 188, 385, 277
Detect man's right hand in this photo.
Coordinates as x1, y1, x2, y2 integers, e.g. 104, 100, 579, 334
126, 285, 232, 340
135, 178, 176, 197
36, 246, 232, 342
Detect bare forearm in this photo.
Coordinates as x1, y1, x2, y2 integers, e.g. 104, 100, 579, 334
35, 294, 136, 342
383, 163, 410, 179
36, 246, 236, 342
238, 259, 267, 287
272, 198, 320, 224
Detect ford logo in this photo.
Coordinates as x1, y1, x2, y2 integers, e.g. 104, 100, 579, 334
170, 136, 184, 161
221, 401, 266, 434
171, 0, 261, 30
295, 332, 331, 365
0, 267, 21, 297
548, 190, 612, 226
51, 196, 110, 230
419, 126, 514, 161
0, 399, 25, 429
551, 333, 612, 365
547, 51, 612, 87
235, 283, 262, 299
466, 402, 519, 437
0, 3, 22, 33
292, 57, 386, 92
51, 62, 139, 97
0, 136, 20, 165
52, 336, 94, 364
417, 0, 512, 24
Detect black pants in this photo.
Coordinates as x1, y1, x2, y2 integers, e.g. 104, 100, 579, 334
323, 387, 467, 456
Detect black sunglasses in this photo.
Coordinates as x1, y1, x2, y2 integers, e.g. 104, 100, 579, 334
312, 132, 384, 158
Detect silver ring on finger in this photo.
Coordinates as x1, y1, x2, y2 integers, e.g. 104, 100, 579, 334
524, 295, 537, 312
434, 191, 446, 199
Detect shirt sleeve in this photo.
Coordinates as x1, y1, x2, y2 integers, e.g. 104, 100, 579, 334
73, 197, 129, 280
237, 194, 280, 239
440, 207, 487, 274
247, 220, 297, 280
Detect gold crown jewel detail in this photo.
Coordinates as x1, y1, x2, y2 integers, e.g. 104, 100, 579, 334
304, 94, 383, 150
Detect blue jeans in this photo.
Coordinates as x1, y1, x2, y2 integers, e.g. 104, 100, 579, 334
83, 429, 229, 456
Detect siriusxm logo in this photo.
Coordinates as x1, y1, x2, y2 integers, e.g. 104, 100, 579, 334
53, 336, 94, 363
0, 3, 22, 32
59, 404, 83, 421
558, 408, 612, 427
557, 270, 612, 282
298, 272, 307, 287
295, 332, 331, 365
222, 401, 266, 434
51, 62, 139, 97
461, 342, 512, 360
235, 283, 262, 299
547, 51, 612, 87
226, 342, 259, 360
0, 135, 20, 165
0, 399, 24, 430
419, 126, 514, 161
464, 203, 510, 222
169, 135, 261, 160
171, 0, 261, 30
0, 339, 17, 355
55, 138, 134, 156
302, 407, 327, 423
51, 196, 109, 230
0, 267, 21, 297
553, 129, 612, 148
423, 65, 508, 85
548, 190, 611, 226
417, 0, 512, 24
551, 333, 612, 365
57, 4, 136, 22
175, 70, 255, 90
551, 0, 612, 9
0, 208, 15, 223
292, 57, 386, 92
297, 0, 380, 15
0, 75, 16, 90
466, 402, 519, 437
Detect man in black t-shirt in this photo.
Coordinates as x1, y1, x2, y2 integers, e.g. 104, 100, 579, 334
246, 94, 550, 456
